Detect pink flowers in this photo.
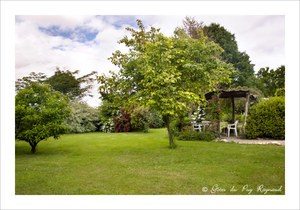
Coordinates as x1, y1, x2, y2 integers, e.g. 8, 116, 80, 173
207, 110, 210, 113
212, 96, 216, 100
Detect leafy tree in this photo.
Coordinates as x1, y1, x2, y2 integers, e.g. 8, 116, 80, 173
203, 23, 256, 88
16, 68, 97, 100
15, 83, 70, 153
182, 17, 256, 88
98, 19, 233, 147
255, 65, 285, 97
47, 69, 97, 100
15, 72, 47, 91
63, 100, 100, 133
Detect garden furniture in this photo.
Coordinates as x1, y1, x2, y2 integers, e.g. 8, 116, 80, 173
227, 120, 239, 137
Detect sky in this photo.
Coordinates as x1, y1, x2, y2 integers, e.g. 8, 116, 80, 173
15, 15, 285, 107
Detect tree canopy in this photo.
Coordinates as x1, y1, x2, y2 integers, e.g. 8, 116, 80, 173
182, 17, 256, 88
255, 65, 285, 97
16, 68, 97, 100
98, 19, 233, 147
15, 82, 71, 153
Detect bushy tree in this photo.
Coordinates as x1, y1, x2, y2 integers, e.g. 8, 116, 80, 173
255, 65, 285, 97
16, 68, 97, 100
15, 83, 70, 153
63, 100, 100, 133
98, 19, 233, 147
182, 17, 256, 88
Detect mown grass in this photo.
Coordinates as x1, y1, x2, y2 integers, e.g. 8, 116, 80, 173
15, 128, 285, 195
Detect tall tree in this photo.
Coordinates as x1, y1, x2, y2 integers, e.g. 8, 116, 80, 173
15, 69, 97, 100
15, 82, 70, 153
47, 69, 97, 100
182, 17, 256, 88
98, 19, 233, 148
203, 23, 256, 88
255, 65, 285, 97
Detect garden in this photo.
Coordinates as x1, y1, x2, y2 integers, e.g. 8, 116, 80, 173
15, 17, 285, 195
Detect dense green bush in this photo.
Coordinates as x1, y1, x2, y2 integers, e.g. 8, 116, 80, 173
245, 96, 285, 139
131, 106, 151, 132
170, 117, 193, 137
149, 110, 165, 128
63, 100, 100, 133
178, 129, 216, 141
275, 88, 285, 97
98, 100, 119, 133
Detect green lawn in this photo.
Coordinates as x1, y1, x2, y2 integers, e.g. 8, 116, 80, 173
15, 128, 285, 195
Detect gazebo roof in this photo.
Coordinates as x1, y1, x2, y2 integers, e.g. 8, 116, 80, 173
205, 90, 256, 100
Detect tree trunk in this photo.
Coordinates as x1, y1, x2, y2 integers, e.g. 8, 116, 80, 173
163, 115, 175, 148
30, 142, 37, 154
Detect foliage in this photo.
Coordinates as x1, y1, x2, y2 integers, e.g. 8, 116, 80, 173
98, 19, 233, 147
98, 100, 119, 133
255, 65, 285, 97
15, 82, 70, 153
205, 88, 222, 120
100, 119, 114, 133
113, 107, 133, 132
182, 17, 256, 88
63, 100, 100, 133
148, 110, 165, 128
203, 23, 256, 88
15, 72, 47, 90
46, 68, 97, 100
131, 106, 152, 132
275, 88, 285, 97
178, 130, 216, 141
16, 68, 97, 100
245, 97, 285, 139
170, 117, 194, 137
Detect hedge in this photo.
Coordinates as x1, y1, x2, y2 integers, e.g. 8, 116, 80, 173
245, 96, 285, 139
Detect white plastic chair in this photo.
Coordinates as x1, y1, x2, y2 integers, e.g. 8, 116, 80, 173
227, 120, 239, 137
192, 122, 202, 131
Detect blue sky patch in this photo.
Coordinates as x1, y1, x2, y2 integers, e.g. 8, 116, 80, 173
39, 25, 98, 43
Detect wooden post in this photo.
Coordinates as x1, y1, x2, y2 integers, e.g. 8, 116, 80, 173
243, 92, 250, 135
231, 96, 235, 123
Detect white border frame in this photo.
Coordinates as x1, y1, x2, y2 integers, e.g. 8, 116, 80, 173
1, 1, 299, 209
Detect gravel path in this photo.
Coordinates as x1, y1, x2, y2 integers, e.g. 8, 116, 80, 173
217, 138, 285, 146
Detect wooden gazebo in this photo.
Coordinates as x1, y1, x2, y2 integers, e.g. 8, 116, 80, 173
205, 90, 256, 134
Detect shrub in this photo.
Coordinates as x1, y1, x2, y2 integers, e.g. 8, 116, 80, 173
64, 100, 100, 133
245, 96, 285, 139
178, 130, 216, 141
149, 110, 165, 128
113, 107, 133, 132
170, 117, 193, 137
275, 88, 285, 97
131, 106, 151, 132
98, 100, 120, 133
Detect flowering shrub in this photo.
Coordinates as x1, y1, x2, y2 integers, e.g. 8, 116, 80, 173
205, 88, 223, 122
100, 119, 114, 133
113, 107, 133, 132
